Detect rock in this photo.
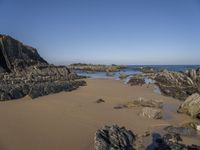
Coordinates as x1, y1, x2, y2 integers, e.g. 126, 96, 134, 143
147, 132, 200, 150
94, 125, 136, 150
127, 76, 145, 86
154, 70, 200, 100
139, 107, 162, 119
69, 63, 127, 72
0, 34, 47, 73
163, 133, 200, 150
182, 122, 200, 132
114, 104, 127, 109
119, 74, 129, 79
177, 93, 200, 117
126, 97, 163, 109
164, 126, 197, 136
96, 99, 105, 103
0, 34, 86, 101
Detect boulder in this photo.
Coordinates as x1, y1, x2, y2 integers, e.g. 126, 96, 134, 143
177, 93, 200, 118
94, 125, 136, 150
139, 107, 162, 119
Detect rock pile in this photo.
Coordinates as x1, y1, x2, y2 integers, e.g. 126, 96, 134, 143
0, 34, 86, 100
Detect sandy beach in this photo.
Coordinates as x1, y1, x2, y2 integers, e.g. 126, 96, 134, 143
0, 78, 199, 150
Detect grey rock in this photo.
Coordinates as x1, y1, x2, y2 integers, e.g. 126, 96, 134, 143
94, 125, 136, 150
164, 126, 197, 136
177, 93, 200, 118
139, 107, 162, 119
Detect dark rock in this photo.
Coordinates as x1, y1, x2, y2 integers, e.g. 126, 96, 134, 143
96, 99, 105, 103
94, 125, 136, 150
114, 104, 127, 109
154, 69, 200, 100
164, 126, 197, 136
0, 34, 86, 101
127, 76, 145, 86
147, 132, 200, 150
0, 34, 47, 73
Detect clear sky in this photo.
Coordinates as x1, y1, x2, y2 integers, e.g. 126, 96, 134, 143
0, 0, 200, 65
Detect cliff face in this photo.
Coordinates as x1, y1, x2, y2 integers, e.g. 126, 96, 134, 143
0, 34, 86, 101
0, 34, 47, 73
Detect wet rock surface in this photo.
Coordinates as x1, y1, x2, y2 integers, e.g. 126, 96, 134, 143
0, 34, 86, 100
94, 125, 136, 150
178, 93, 200, 118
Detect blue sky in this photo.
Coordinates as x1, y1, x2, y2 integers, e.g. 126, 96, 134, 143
0, 0, 200, 65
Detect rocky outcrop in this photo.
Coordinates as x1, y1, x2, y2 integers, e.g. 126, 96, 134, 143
177, 93, 200, 118
0, 34, 47, 73
154, 69, 200, 100
94, 125, 136, 150
69, 63, 127, 72
0, 34, 86, 100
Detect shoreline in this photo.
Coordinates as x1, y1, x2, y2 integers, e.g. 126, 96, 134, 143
0, 78, 199, 150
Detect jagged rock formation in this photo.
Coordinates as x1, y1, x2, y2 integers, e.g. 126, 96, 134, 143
144, 69, 200, 101
155, 70, 198, 100
0, 34, 86, 100
94, 125, 136, 150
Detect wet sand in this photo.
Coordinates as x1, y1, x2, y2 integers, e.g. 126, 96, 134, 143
0, 78, 199, 150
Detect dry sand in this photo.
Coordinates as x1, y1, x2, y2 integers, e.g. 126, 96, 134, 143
0, 78, 199, 150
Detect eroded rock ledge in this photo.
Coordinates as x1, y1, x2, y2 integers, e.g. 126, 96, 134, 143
0, 34, 86, 101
